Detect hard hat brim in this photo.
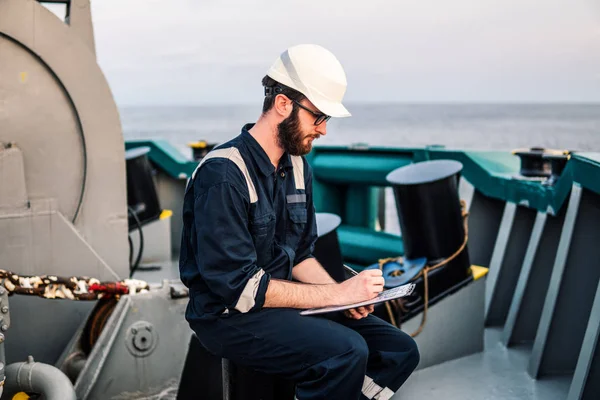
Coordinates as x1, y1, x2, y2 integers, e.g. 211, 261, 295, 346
312, 98, 351, 118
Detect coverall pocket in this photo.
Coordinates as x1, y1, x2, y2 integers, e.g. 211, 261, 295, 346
250, 213, 275, 266
286, 204, 307, 249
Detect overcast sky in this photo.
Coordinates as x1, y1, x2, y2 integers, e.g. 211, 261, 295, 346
49, 0, 600, 105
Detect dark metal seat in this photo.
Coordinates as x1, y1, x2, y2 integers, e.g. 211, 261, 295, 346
177, 333, 295, 400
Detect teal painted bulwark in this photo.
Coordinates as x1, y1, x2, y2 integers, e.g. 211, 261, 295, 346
307, 145, 593, 269
427, 149, 573, 215
306, 147, 419, 186
125, 140, 197, 179
337, 225, 404, 269
571, 153, 600, 195
309, 145, 575, 217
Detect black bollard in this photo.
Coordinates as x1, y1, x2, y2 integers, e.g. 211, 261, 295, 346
188, 140, 217, 162
512, 147, 552, 178
124, 147, 161, 226
314, 213, 345, 282
385, 160, 472, 320
542, 151, 571, 186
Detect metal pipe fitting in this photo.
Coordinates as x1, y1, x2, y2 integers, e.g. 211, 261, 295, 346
3, 356, 76, 400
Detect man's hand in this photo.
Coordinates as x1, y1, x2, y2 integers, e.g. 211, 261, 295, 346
344, 304, 375, 320
337, 269, 385, 304
338, 269, 382, 319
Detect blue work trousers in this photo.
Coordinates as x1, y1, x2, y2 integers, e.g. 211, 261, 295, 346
191, 308, 420, 400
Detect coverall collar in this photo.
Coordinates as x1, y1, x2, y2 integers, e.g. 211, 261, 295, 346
241, 124, 294, 177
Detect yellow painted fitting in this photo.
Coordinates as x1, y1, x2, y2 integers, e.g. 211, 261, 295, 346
471, 265, 489, 281
188, 141, 207, 149
160, 209, 173, 219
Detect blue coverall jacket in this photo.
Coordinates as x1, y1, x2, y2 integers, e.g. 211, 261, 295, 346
179, 124, 318, 323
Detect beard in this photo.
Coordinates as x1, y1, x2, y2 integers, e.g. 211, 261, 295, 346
276, 106, 315, 156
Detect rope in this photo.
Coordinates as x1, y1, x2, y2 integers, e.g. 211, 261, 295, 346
379, 200, 470, 337
0, 269, 149, 300
377, 256, 404, 328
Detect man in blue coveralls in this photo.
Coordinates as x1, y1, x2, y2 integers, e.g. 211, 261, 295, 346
179, 44, 420, 399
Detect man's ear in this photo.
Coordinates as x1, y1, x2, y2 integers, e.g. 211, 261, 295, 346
273, 94, 291, 119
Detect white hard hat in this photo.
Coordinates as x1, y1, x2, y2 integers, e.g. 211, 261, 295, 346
266, 44, 351, 118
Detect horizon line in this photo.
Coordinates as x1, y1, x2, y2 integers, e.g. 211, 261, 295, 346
117, 100, 600, 108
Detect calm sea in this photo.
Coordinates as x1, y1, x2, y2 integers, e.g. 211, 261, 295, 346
120, 103, 600, 157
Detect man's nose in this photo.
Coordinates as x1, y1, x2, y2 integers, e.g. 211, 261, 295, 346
315, 121, 327, 136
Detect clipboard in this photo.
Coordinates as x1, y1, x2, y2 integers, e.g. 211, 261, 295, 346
300, 282, 416, 316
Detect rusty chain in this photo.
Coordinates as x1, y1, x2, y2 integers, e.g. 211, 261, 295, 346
0, 269, 149, 300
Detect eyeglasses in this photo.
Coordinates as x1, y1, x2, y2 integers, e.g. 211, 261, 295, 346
292, 100, 331, 126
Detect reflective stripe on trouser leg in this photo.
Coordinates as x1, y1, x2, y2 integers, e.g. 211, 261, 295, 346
375, 387, 395, 400
362, 376, 395, 400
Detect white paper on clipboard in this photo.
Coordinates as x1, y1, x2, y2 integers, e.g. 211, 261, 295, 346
299, 283, 416, 316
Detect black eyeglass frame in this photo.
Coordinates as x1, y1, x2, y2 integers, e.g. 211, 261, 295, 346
264, 86, 330, 126
291, 100, 331, 126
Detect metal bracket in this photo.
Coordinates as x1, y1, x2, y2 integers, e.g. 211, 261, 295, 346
0, 288, 9, 394
0, 287, 10, 334
125, 321, 158, 358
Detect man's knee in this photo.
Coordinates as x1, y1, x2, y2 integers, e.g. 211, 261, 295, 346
348, 333, 369, 366
406, 338, 420, 371
387, 332, 420, 372
326, 330, 369, 370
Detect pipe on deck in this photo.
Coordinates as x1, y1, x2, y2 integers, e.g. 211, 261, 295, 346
3, 356, 76, 400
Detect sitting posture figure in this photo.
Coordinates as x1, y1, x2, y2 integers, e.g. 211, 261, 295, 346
179, 44, 420, 400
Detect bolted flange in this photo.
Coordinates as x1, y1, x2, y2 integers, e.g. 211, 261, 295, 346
125, 321, 158, 357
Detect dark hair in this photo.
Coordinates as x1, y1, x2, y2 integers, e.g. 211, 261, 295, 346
261, 75, 306, 114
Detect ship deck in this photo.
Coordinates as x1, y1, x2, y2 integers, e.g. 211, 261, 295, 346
394, 328, 570, 399
133, 260, 570, 400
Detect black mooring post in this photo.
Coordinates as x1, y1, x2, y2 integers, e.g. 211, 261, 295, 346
385, 160, 472, 317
